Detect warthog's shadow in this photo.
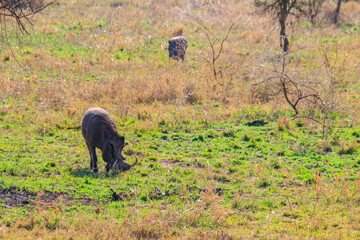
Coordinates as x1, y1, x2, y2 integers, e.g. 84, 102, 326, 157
70, 167, 121, 178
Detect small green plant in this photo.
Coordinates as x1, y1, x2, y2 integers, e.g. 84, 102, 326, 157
270, 158, 281, 169
257, 177, 271, 188
242, 134, 251, 142
222, 130, 236, 138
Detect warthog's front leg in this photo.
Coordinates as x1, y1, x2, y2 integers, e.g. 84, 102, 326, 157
105, 162, 111, 172
86, 141, 98, 173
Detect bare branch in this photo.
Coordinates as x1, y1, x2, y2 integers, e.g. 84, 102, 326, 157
0, 0, 53, 35
214, 22, 234, 62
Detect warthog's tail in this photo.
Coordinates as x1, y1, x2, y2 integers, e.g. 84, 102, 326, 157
64, 126, 81, 130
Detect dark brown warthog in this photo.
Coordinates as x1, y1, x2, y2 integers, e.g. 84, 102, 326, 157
81, 107, 137, 173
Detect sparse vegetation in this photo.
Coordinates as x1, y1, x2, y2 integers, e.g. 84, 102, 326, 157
0, 0, 359, 239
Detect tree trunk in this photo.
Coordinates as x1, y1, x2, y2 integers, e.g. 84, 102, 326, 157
279, 19, 289, 52
279, 0, 289, 52
333, 0, 342, 24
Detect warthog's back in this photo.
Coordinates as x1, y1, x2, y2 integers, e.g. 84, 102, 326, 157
82, 107, 118, 148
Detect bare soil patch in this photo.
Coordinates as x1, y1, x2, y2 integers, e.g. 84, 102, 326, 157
160, 159, 205, 168
245, 120, 268, 127
0, 186, 101, 208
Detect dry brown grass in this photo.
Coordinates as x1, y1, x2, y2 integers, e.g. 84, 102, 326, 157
1, 0, 358, 124
1, 190, 240, 239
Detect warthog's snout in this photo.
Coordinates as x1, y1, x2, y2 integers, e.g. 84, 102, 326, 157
112, 156, 138, 172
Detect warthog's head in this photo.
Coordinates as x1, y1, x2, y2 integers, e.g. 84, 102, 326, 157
102, 136, 138, 171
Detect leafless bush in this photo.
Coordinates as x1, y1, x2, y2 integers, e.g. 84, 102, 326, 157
0, 0, 52, 34
254, 53, 321, 115
318, 45, 348, 138
191, 14, 240, 103
0, 0, 52, 62
254, 45, 349, 139
193, 15, 235, 83
303, 0, 324, 24
286, 47, 349, 139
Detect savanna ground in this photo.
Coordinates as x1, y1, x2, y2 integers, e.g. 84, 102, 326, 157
0, 0, 360, 239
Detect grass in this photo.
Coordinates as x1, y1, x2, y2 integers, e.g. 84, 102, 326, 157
1, 113, 360, 238
0, 0, 360, 239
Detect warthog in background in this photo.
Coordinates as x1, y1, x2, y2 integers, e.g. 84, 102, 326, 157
81, 107, 137, 173
168, 36, 188, 61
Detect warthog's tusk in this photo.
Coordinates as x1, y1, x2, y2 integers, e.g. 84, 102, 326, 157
112, 160, 119, 169
130, 156, 138, 168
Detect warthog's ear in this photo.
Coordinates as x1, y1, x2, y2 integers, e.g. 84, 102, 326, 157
102, 142, 115, 163
103, 142, 110, 151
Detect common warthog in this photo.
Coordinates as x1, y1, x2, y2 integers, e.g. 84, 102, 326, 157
81, 107, 137, 173
168, 36, 188, 61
